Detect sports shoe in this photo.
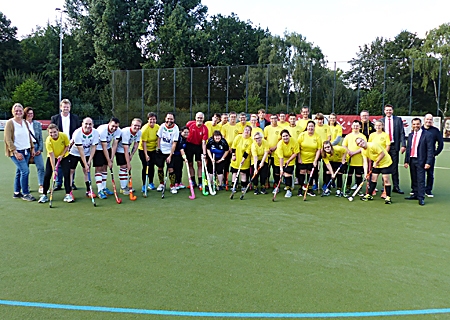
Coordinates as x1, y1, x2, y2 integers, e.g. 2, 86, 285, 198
380, 190, 387, 199
120, 187, 130, 195
178, 183, 186, 189
254, 188, 259, 195
175, 183, 180, 189
85, 191, 97, 198
425, 192, 434, 198
272, 187, 279, 194
64, 194, 74, 203
260, 188, 267, 194
70, 191, 75, 200
323, 189, 331, 196
141, 185, 146, 193
410, 190, 414, 195
104, 187, 114, 195
156, 184, 164, 192
22, 194, 36, 201
38, 185, 44, 194
13, 192, 23, 199
148, 183, 156, 190
285, 190, 292, 198
98, 190, 107, 199
360, 194, 373, 201
384, 196, 392, 204
312, 184, 318, 191
351, 184, 357, 190
335, 189, 342, 197
170, 185, 178, 194
307, 190, 316, 197
198, 184, 203, 191
38, 194, 48, 203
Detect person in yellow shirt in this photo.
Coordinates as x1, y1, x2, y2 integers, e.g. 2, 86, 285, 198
221, 111, 238, 189
296, 106, 310, 129
205, 113, 222, 138
369, 120, 391, 151
249, 114, 263, 141
320, 140, 347, 197
328, 113, 343, 146
314, 113, 331, 189
276, 129, 299, 197
264, 114, 282, 190
251, 131, 269, 194
297, 121, 321, 196
356, 137, 393, 204
38, 124, 72, 203
231, 126, 253, 191
342, 120, 367, 196
236, 112, 250, 134
286, 112, 304, 141
139, 112, 159, 190
278, 112, 289, 129
220, 113, 228, 127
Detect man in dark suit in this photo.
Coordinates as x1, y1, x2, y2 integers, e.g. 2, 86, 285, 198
422, 113, 444, 197
380, 104, 406, 194
51, 99, 80, 190
404, 118, 434, 206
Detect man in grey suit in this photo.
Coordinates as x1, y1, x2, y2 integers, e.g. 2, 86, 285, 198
380, 104, 406, 194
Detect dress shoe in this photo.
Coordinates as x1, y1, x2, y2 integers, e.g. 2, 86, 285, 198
393, 188, 404, 194
405, 196, 418, 200
419, 199, 425, 206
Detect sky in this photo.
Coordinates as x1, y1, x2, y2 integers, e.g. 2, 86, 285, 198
2, 0, 450, 69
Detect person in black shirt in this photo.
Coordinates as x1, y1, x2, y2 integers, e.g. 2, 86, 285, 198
206, 130, 230, 190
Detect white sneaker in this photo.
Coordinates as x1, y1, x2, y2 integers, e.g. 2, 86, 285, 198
38, 194, 48, 203
170, 186, 178, 194
285, 190, 292, 198
120, 186, 130, 195
157, 184, 164, 192
64, 194, 74, 203
351, 184, 357, 190
38, 185, 44, 194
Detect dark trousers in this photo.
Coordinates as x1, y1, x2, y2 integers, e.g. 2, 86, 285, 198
388, 147, 400, 188
409, 158, 426, 201
139, 150, 156, 185
252, 162, 268, 186
44, 157, 71, 194
425, 157, 436, 194
173, 154, 183, 184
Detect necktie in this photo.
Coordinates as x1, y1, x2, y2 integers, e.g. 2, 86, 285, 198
388, 118, 392, 141
411, 132, 417, 157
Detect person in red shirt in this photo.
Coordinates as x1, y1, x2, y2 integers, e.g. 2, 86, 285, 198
186, 112, 208, 189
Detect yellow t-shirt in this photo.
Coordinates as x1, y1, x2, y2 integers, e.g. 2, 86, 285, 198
315, 124, 331, 143
286, 125, 304, 141
205, 121, 222, 138
236, 121, 251, 134
250, 127, 264, 141
251, 139, 269, 165
278, 121, 289, 129
139, 123, 159, 151
276, 138, 299, 166
296, 119, 310, 130
329, 124, 343, 144
264, 125, 282, 162
342, 132, 366, 166
362, 142, 392, 168
46, 133, 70, 158
322, 145, 347, 164
368, 132, 390, 149
231, 134, 252, 170
298, 132, 321, 164
221, 123, 240, 146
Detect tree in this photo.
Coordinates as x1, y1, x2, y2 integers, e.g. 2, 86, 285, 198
12, 78, 53, 118
0, 12, 22, 82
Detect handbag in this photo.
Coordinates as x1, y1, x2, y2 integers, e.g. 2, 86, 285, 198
28, 128, 38, 165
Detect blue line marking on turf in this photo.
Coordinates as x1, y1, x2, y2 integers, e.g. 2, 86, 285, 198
1, 300, 450, 318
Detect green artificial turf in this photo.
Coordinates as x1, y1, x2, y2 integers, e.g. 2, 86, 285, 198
1, 132, 450, 319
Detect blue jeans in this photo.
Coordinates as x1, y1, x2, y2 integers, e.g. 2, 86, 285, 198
32, 143, 45, 186
10, 149, 31, 194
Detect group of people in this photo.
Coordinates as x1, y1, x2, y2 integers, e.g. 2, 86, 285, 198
4, 100, 444, 206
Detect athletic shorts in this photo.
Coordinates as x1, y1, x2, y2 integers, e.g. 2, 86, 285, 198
230, 167, 250, 176
207, 160, 225, 175
283, 165, 294, 175
372, 166, 392, 175
348, 165, 363, 175
155, 151, 174, 169
297, 163, 314, 171
68, 154, 90, 170
115, 152, 127, 166
331, 162, 347, 173
93, 148, 112, 167
185, 142, 203, 162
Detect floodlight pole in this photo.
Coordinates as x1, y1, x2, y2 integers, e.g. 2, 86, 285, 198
56, 8, 66, 103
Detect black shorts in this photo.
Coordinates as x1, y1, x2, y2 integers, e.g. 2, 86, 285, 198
155, 152, 174, 169
331, 162, 347, 173
68, 154, 90, 170
372, 166, 392, 175
207, 160, 225, 174
298, 163, 314, 171
348, 165, 363, 175
283, 165, 294, 175
185, 142, 203, 162
230, 167, 250, 176
93, 148, 112, 167
116, 152, 127, 166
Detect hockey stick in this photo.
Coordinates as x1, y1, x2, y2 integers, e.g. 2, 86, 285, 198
109, 168, 122, 204
348, 171, 372, 202
87, 171, 97, 207
143, 160, 149, 198
49, 157, 61, 208
321, 163, 343, 197
201, 156, 209, 196
185, 160, 195, 200
128, 170, 137, 201
240, 166, 260, 200
229, 162, 242, 199
303, 166, 316, 201
161, 167, 169, 199
272, 165, 287, 202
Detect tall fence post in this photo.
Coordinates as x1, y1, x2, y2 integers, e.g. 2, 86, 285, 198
111, 71, 115, 116
437, 58, 442, 116
332, 61, 337, 113
126, 70, 129, 124
157, 69, 160, 119
309, 61, 313, 110
173, 68, 176, 114
208, 66, 211, 119
356, 65, 361, 114
190, 67, 193, 120
245, 65, 249, 114
409, 59, 414, 116
286, 64, 290, 112
382, 60, 387, 109
265, 65, 269, 112
141, 69, 144, 119
226, 66, 230, 112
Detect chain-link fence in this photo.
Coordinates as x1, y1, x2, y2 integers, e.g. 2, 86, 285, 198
112, 59, 449, 123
